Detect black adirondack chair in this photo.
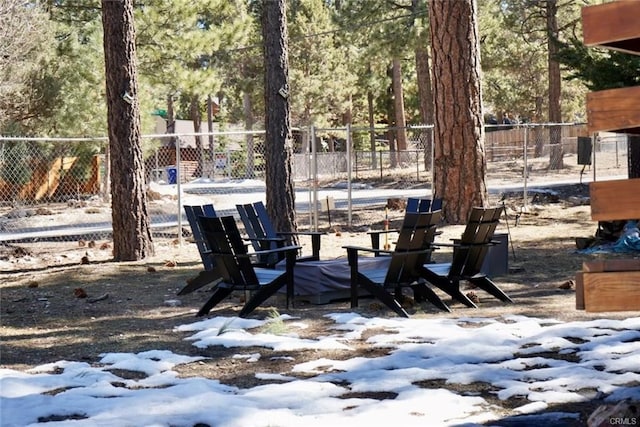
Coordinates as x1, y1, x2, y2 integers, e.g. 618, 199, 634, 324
420, 206, 513, 307
177, 204, 221, 296
195, 215, 300, 317
406, 197, 443, 213
368, 197, 443, 255
236, 201, 324, 265
345, 211, 450, 317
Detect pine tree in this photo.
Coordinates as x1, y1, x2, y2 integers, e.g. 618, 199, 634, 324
0, 1, 53, 132
429, 0, 487, 223
136, 0, 251, 173
101, 0, 153, 261
261, 0, 297, 235
288, 0, 356, 129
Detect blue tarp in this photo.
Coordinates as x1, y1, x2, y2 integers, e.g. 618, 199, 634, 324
579, 221, 640, 254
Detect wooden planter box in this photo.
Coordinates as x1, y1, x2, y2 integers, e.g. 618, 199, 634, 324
576, 259, 640, 312
589, 178, 640, 221
586, 86, 640, 135
582, 0, 640, 55
583, 0, 640, 135
578, 1, 640, 313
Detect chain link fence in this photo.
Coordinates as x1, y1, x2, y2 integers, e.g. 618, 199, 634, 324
0, 123, 630, 269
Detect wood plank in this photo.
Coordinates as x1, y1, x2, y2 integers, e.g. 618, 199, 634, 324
583, 271, 640, 312
575, 271, 585, 310
583, 259, 640, 273
586, 86, 640, 135
589, 178, 640, 221
582, 0, 640, 56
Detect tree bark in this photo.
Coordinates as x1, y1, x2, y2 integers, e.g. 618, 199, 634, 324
261, 0, 297, 235
101, 0, 153, 260
547, 0, 564, 170
429, 0, 488, 224
367, 90, 377, 169
207, 94, 215, 177
415, 45, 434, 170
167, 94, 176, 147
243, 91, 256, 178
392, 58, 407, 151
386, 70, 397, 169
190, 95, 203, 176
533, 96, 544, 158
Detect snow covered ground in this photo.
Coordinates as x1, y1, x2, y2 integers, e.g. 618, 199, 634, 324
2, 313, 639, 426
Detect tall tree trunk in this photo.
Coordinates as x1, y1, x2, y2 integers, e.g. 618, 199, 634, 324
392, 57, 407, 151
386, 64, 397, 168
367, 90, 377, 169
206, 94, 215, 178
342, 93, 352, 126
190, 95, 203, 177
243, 91, 255, 178
166, 94, 176, 147
415, 45, 434, 171
102, 142, 110, 202
429, 0, 487, 224
547, 0, 564, 170
386, 73, 397, 169
533, 96, 544, 157
101, 0, 153, 260
261, 0, 297, 235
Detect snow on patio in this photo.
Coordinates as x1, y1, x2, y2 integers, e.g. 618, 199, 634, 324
2, 314, 640, 426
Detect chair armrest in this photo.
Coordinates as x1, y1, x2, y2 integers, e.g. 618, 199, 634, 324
367, 229, 441, 237
432, 242, 458, 249
344, 245, 432, 257
343, 245, 388, 256
244, 236, 286, 243
435, 240, 497, 250
243, 236, 286, 252
367, 229, 399, 236
387, 248, 434, 256
277, 231, 326, 238
277, 231, 324, 260
244, 245, 301, 257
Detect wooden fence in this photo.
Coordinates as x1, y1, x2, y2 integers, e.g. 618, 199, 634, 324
485, 124, 588, 161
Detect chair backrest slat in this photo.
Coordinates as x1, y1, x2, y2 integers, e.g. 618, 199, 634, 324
198, 215, 240, 283
253, 201, 279, 239
220, 216, 259, 285
430, 198, 443, 211
464, 207, 502, 275
449, 207, 503, 278
406, 198, 420, 213
406, 198, 443, 213
202, 204, 217, 217
184, 204, 217, 270
237, 203, 261, 251
199, 215, 261, 287
385, 211, 440, 284
237, 202, 281, 249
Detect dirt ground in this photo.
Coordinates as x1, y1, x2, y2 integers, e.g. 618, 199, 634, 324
1, 183, 638, 425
